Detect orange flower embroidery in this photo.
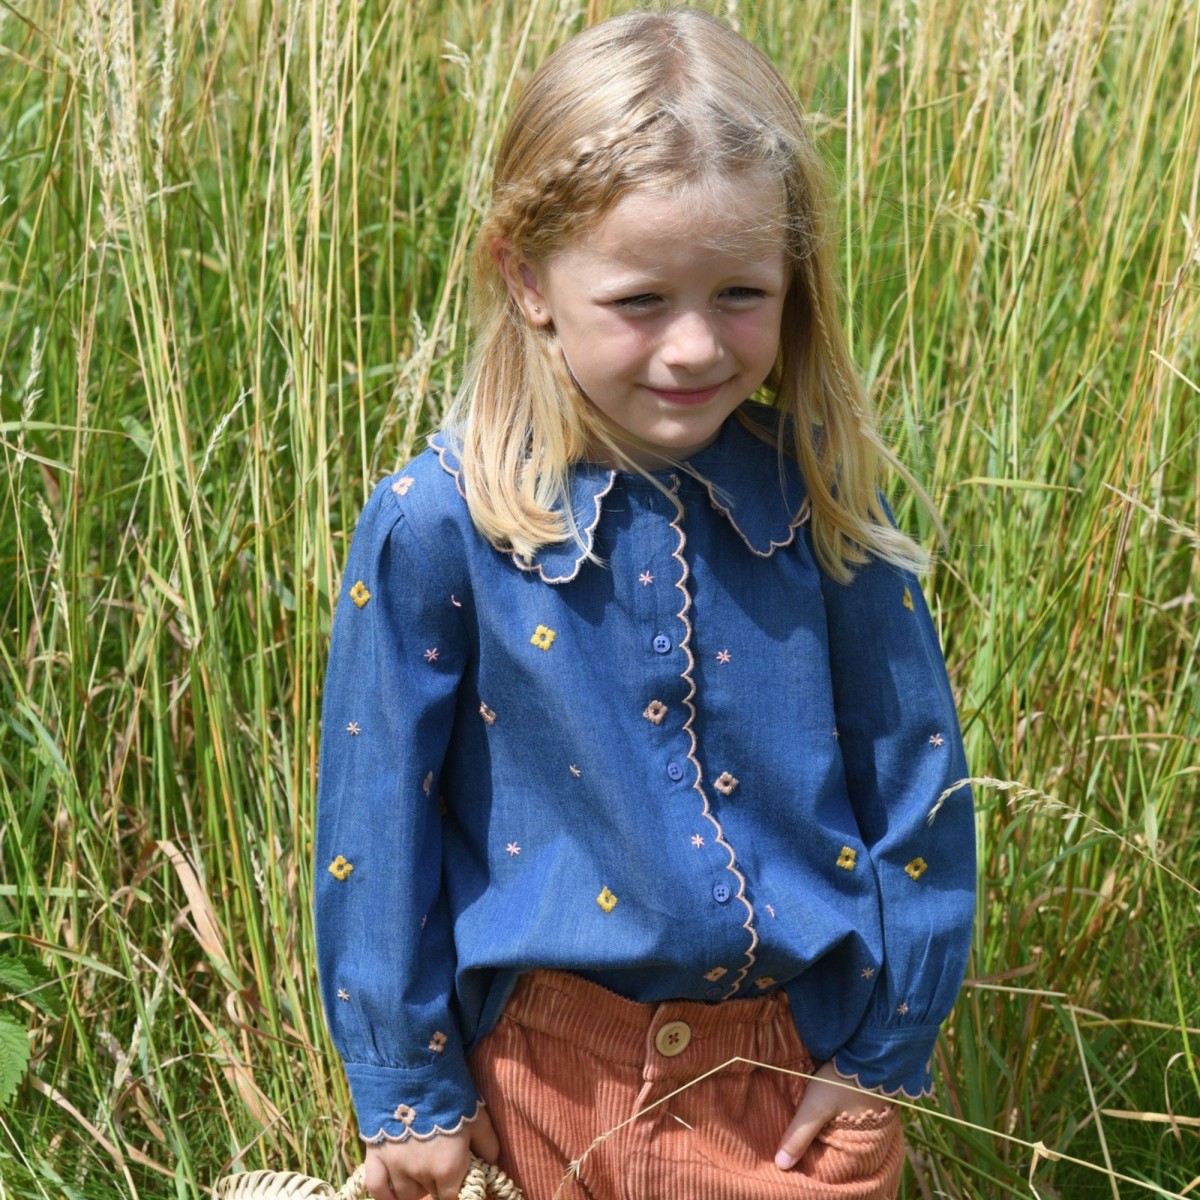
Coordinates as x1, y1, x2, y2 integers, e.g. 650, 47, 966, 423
643, 699, 668, 725
530, 624, 557, 651
905, 857, 928, 881
428, 1031, 447, 1053
391, 476, 415, 496
349, 581, 371, 608
328, 856, 354, 881
714, 772, 738, 796
480, 702, 496, 725
704, 966, 727, 982
902, 586, 914, 612
393, 1104, 416, 1127
754, 976, 777, 990
596, 886, 617, 913
837, 846, 857, 871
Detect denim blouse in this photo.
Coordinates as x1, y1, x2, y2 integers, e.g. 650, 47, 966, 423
314, 404, 975, 1144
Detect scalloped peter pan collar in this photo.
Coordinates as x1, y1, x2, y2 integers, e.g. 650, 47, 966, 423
431, 403, 810, 585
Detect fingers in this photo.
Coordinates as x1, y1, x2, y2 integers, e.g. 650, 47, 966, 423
774, 1100, 825, 1171
470, 1108, 501, 1164
363, 1153, 396, 1200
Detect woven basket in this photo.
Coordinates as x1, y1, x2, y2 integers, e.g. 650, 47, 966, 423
214, 1155, 523, 1200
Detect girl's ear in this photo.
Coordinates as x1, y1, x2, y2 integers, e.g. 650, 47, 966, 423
491, 237, 553, 327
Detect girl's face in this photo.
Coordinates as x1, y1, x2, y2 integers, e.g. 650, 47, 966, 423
510, 177, 789, 467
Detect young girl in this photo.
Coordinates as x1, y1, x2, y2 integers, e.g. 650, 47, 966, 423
314, 9, 974, 1200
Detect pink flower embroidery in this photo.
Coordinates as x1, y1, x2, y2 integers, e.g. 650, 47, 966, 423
639, 571, 654, 586
506, 842, 521, 856
424, 648, 439, 662
716, 649, 732, 664
690, 834, 705, 848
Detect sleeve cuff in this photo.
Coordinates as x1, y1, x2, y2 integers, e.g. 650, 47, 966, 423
345, 1054, 483, 1142
832, 1023, 940, 1099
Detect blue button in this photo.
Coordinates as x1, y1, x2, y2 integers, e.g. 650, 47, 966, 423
705, 986, 723, 1000
666, 760, 685, 782
652, 634, 672, 654
712, 883, 731, 904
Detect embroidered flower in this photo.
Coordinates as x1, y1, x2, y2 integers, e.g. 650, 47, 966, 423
422, 771, 433, 795
596, 886, 617, 913
530, 624, 557, 651
506, 842, 521, 856
754, 976, 776, 990
690, 834, 705, 848
424, 647, 439, 662
902, 586, 914, 612
837, 846, 857, 871
569, 764, 582, 777
861, 967, 876, 980
643, 699, 668, 725
393, 1104, 417, 1127
765, 903, 776, 918
639, 571, 654, 586
391, 476, 415, 496
328, 856, 354, 881
349, 581, 371, 608
716, 649, 732, 664
832, 727, 840, 739
346, 722, 361, 736
704, 967, 727, 982
897, 1002, 909, 1015
714, 771, 738, 796
905, 857, 928, 881
929, 732, 945, 747
337, 988, 350, 1001
480, 701, 496, 725
428, 1031, 447, 1053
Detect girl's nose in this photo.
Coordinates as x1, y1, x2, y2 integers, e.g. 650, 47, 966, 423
659, 309, 724, 371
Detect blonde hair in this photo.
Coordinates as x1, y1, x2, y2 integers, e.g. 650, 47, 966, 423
446, 6, 934, 582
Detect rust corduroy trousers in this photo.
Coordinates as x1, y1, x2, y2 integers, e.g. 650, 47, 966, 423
468, 971, 904, 1200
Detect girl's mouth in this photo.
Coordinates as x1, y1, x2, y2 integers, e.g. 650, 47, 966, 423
645, 384, 724, 406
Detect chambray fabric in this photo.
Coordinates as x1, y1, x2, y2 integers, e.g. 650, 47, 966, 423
313, 403, 975, 1145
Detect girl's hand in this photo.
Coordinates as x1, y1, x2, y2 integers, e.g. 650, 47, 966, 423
774, 1061, 891, 1170
362, 1108, 500, 1200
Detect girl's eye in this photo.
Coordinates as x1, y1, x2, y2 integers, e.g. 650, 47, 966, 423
612, 294, 662, 312
720, 287, 766, 304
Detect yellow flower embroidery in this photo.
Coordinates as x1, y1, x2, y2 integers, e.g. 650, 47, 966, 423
428, 1031, 447, 1053
596, 886, 617, 913
328, 856, 354, 881
391, 476, 415, 496
714, 771, 738, 796
349, 581, 371, 608
643, 699, 668, 725
905, 857, 928, 881
754, 976, 777, 990
480, 701, 496, 725
530, 624, 557, 651
704, 966, 727, 982
902, 586, 914, 612
837, 846, 857, 871
393, 1104, 416, 1127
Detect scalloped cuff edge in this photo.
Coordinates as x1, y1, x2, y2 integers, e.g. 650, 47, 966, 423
359, 1097, 487, 1145
829, 1057, 935, 1102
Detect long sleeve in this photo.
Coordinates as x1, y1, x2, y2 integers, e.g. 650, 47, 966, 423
819, 546, 975, 1097
314, 478, 481, 1142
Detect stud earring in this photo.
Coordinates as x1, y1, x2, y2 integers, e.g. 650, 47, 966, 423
532, 306, 542, 315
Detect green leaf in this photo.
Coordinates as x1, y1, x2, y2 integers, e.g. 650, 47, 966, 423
0, 953, 63, 1016
0, 1010, 31, 1108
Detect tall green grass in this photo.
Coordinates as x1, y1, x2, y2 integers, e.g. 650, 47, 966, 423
1, 0, 1197, 1196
